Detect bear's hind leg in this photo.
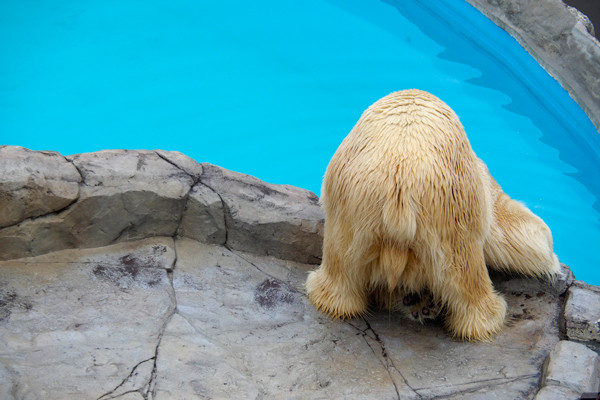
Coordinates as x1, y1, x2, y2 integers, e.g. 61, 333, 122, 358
440, 241, 507, 341
370, 244, 410, 310
306, 225, 376, 319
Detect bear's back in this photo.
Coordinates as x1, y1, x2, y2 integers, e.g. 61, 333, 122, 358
323, 89, 485, 233
327, 89, 477, 188
353, 90, 471, 159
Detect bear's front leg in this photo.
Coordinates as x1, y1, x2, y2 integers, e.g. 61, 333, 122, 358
484, 190, 561, 280
440, 243, 507, 341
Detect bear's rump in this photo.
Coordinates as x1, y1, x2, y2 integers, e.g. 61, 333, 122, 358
327, 143, 486, 239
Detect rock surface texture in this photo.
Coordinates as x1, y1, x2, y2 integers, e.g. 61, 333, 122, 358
1, 147, 599, 399
465, 0, 600, 132
0, 146, 324, 263
564, 282, 600, 348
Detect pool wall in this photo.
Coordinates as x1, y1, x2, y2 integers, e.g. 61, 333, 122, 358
465, 0, 600, 133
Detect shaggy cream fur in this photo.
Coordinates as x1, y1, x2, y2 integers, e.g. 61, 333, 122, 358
306, 89, 560, 341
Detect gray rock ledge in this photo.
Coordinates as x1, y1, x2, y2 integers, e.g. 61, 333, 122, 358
537, 340, 600, 399
0, 146, 324, 264
1, 146, 599, 399
564, 281, 600, 348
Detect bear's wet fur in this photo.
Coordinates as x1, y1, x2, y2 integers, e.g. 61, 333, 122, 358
306, 90, 560, 341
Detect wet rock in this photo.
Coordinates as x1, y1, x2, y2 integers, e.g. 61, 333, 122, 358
200, 163, 324, 264
0, 146, 80, 228
564, 281, 600, 346
254, 278, 295, 309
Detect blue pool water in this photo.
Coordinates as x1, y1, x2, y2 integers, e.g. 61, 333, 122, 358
1, 0, 599, 284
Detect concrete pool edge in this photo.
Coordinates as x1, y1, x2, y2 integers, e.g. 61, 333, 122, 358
0, 145, 598, 398
465, 0, 600, 134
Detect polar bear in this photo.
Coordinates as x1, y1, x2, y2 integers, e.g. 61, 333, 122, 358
306, 89, 560, 341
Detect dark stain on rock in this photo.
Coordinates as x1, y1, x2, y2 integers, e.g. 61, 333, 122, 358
152, 245, 167, 254
93, 254, 164, 288
122, 248, 167, 270
93, 265, 107, 277
511, 307, 536, 321
145, 275, 163, 287
0, 290, 32, 323
120, 254, 137, 267
254, 278, 295, 309
136, 153, 148, 171
119, 255, 141, 280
